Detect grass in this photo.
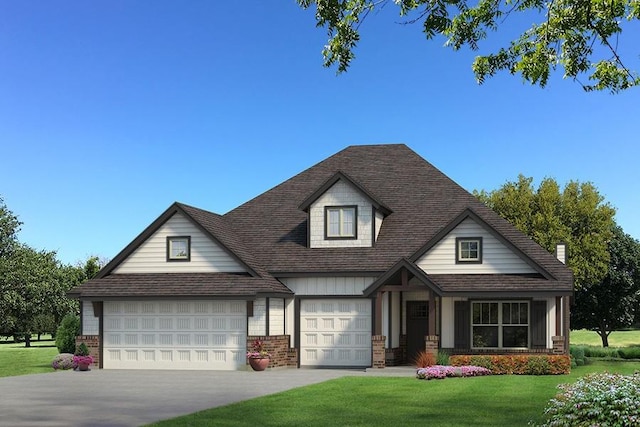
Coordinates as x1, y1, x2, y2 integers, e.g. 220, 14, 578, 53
0, 335, 59, 377
570, 329, 640, 347
148, 361, 640, 427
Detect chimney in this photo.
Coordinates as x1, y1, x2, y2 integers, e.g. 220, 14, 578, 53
555, 243, 566, 264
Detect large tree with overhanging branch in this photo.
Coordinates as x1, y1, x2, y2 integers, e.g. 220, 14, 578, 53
297, 0, 640, 92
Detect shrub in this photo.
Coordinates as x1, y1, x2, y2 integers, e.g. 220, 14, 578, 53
436, 351, 450, 366
449, 354, 571, 375
619, 346, 640, 360
538, 373, 640, 426
51, 353, 75, 370
416, 365, 491, 380
570, 345, 586, 366
55, 314, 79, 354
413, 350, 436, 368
582, 346, 620, 358
75, 342, 89, 356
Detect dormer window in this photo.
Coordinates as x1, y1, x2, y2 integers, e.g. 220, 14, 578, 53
167, 236, 191, 261
325, 206, 357, 239
456, 237, 482, 263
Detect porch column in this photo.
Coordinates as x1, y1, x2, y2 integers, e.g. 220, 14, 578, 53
428, 289, 436, 336
374, 292, 383, 335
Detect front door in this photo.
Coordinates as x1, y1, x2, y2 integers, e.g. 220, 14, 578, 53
406, 301, 429, 363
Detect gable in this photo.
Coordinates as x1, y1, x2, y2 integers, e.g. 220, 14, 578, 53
415, 217, 537, 275
112, 212, 247, 274
309, 179, 377, 248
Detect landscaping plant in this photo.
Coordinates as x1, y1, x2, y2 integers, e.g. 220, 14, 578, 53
538, 372, 640, 426
55, 314, 79, 354
51, 353, 74, 370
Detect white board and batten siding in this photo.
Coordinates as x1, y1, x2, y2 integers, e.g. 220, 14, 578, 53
300, 299, 372, 367
280, 276, 377, 296
416, 218, 537, 274
113, 213, 246, 274
102, 300, 246, 370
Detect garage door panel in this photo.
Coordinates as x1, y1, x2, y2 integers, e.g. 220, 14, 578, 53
103, 301, 246, 370
300, 299, 371, 367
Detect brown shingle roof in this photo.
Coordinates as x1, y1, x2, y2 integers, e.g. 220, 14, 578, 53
70, 273, 292, 299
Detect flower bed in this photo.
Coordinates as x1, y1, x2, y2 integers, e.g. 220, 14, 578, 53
416, 365, 491, 380
51, 353, 75, 370
449, 354, 571, 375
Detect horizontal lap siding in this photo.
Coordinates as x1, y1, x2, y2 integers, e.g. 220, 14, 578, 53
416, 218, 536, 274
113, 213, 246, 273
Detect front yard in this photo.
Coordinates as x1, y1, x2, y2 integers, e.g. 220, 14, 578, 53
148, 361, 640, 427
0, 335, 58, 377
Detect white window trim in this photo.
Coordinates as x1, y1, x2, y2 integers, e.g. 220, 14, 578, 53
167, 236, 191, 262
456, 237, 482, 263
471, 301, 529, 349
325, 206, 357, 239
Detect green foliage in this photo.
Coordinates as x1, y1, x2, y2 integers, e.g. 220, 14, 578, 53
436, 351, 450, 366
0, 197, 21, 258
582, 346, 620, 358
55, 314, 80, 354
474, 175, 616, 291
572, 225, 640, 346
570, 345, 587, 366
618, 346, 640, 359
450, 354, 571, 374
75, 342, 89, 356
296, 0, 640, 92
538, 372, 640, 426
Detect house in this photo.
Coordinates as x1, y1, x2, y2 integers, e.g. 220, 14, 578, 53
69, 144, 573, 370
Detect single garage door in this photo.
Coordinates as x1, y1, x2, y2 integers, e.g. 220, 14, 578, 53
300, 299, 372, 367
103, 300, 246, 370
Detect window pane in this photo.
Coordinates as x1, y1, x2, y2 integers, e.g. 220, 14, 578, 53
489, 303, 498, 324
342, 208, 354, 236
473, 326, 498, 347
520, 303, 529, 324
503, 326, 528, 347
170, 240, 188, 258
503, 303, 512, 324
473, 303, 481, 324
328, 209, 340, 236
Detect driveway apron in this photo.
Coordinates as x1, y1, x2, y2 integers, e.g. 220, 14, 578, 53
0, 367, 413, 427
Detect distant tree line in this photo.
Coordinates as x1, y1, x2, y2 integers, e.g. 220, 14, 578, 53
0, 197, 106, 347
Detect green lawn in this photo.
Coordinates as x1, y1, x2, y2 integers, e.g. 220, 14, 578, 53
570, 329, 640, 347
0, 335, 59, 377
148, 361, 640, 427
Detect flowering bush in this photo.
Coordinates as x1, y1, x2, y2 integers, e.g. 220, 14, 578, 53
246, 339, 271, 359
73, 355, 94, 366
450, 355, 571, 375
416, 365, 491, 380
51, 353, 75, 370
413, 350, 436, 368
538, 372, 640, 426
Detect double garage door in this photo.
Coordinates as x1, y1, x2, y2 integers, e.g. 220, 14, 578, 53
103, 300, 246, 370
300, 299, 372, 367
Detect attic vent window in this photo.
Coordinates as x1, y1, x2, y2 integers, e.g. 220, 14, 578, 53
325, 206, 357, 239
456, 237, 482, 263
167, 236, 191, 262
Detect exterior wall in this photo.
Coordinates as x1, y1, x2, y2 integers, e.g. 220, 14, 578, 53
285, 298, 295, 347
309, 180, 374, 248
248, 298, 266, 336
247, 335, 297, 368
82, 302, 99, 335
269, 298, 285, 335
441, 296, 466, 348
374, 210, 384, 242
280, 276, 377, 296
113, 213, 246, 274
416, 218, 537, 274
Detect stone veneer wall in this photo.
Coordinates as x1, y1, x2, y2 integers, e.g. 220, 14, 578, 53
75, 335, 100, 368
372, 335, 386, 368
247, 335, 297, 368
552, 336, 566, 354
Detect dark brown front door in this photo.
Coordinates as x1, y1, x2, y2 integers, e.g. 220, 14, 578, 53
406, 301, 429, 363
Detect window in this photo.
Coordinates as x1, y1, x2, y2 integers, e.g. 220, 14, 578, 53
325, 206, 357, 239
456, 237, 482, 263
167, 236, 190, 261
472, 301, 529, 348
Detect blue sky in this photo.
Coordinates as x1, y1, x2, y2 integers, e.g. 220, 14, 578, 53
1, 1, 638, 265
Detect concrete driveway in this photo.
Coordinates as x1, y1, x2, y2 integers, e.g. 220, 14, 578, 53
0, 367, 414, 427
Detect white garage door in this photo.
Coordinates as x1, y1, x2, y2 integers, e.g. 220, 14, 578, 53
300, 299, 372, 367
103, 300, 246, 370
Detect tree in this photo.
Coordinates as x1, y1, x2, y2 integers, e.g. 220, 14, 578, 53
296, 0, 640, 93
0, 197, 21, 258
572, 225, 640, 347
475, 175, 616, 290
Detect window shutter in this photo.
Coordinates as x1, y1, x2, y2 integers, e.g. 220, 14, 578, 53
531, 300, 547, 348
454, 301, 470, 349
